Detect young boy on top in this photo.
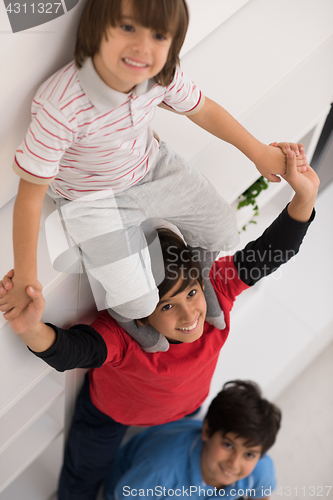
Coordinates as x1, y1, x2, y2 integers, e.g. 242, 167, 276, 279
2, 0, 308, 352
0, 151, 318, 499
103, 380, 281, 500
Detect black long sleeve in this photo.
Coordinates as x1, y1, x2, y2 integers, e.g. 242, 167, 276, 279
233, 205, 315, 286
29, 323, 108, 371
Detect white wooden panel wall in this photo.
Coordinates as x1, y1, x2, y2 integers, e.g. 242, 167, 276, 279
0, 2, 87, 208
152, 0, 333, 200
0, 0, 333, 497
180, 0, 250, 55
191, 35, 333, 203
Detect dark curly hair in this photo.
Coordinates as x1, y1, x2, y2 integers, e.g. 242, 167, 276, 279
205, 380, 282, 456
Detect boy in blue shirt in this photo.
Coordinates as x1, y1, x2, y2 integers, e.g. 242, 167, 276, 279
104, 380, 281, 499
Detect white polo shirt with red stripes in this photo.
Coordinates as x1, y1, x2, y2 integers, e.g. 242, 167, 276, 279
13, 58, 204, 200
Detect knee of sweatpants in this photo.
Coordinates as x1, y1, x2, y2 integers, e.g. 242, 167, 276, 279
106, 287, 159, 319
206, 203, 239, 251
82, 224, 163, 316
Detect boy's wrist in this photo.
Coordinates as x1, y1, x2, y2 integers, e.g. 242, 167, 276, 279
13, 267, 37, 280
242, 140, 266, 165
19, 323, 57, 352
287, 195, 316, 222
292, 191, 317, 205
14, 320, 43, 337
12, 274, 38, 289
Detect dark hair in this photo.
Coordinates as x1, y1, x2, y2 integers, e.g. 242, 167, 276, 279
138, 227, 203, 325
75, 0, 189, 87
205, 380, 282, 456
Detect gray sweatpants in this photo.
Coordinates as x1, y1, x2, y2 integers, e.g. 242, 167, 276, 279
54, 142, 239, 319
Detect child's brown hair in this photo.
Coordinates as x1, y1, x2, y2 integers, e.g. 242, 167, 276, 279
205, 380, 282, 456
75, 0, 189, 87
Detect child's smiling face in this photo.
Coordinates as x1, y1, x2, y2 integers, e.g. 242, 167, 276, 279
201, 425, 262, 489
141, 278, 207, 343
93, 0, 173, 93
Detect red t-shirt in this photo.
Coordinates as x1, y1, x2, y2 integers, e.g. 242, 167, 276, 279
89, 256, 249, 426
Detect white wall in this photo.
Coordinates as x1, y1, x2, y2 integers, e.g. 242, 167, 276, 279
1, 1, 333, 497
0, 1, 87, 207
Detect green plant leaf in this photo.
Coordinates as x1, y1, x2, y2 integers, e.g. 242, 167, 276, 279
237, 176, 269, 231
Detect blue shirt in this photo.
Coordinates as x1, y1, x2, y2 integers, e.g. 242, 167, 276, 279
104, 420, 276, 499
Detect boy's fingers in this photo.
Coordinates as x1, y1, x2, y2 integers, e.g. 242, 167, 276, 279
270, 142, 307, 161
279, 142, 291, 155
26, 285, 45, 308
0, 302, 10, 312
289, 143, 300, 155
273, 142, 302, 156
269, 141, 288, 155
3, 307, 20, 321
285, 150, 297, 174
0, 271, 14, 293
279, 142, 293, 155
266, 175, 281, 183
296, 158, 308, 168
26, 285, 42, 298
284, 142, 301, 155
3, 275, 13, 291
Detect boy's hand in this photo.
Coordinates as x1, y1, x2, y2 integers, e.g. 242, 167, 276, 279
0, 270, 45, 335
283, 150, 319, 200
0, 270, 56, 352
0, 276, 36, 320
283, 150, 319, 222
0, 270, 13, 294
270, 141, 307, 160
255, 142, 308, 183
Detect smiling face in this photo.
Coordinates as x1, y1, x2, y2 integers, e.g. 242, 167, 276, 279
93, 0, 173, 92
143, 278, 207, 343
201, 423, 262, 488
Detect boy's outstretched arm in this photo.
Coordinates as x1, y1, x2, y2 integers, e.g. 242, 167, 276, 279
0, 179, 49, 319
233, 150, 319, 286
0, 270, 56, 352
188, 97, 307, 182
0, 270, 107, 369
